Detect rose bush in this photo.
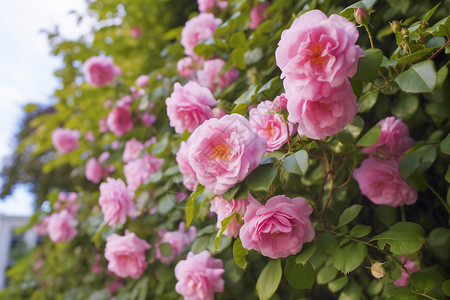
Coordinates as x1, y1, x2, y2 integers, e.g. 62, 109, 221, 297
2, 1, 449, 300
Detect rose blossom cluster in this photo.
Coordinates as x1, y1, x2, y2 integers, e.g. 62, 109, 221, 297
275, 10, 363, 139
177, 7, 238, 93
178, 114, 267, 194
52, 128, 80, 154
85, 152, 115, 184
210, 196, 249, 238
166, 81, 217, 134
249, 100, 289, 152
83, 56, 121, 87
155, 222, 196, 264
99, 177, 136, 227
197, 0, 227, 13
353, 117, 417, 207
124, 153, 164, 191
104, 231, 151, 278
54, 191, 79, 215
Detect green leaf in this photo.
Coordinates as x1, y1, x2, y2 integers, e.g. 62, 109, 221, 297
356, 125, 381, 147
91, 221, 108, 249
328, 277, 348, 293
283, 150, 309, 175
230, 31, 246, 48
440, 132, 450, 155
231, 47, 246, 70
399, 154, 420, 179
414, 145, 437, 174
256, 259, 282, 300
296, 243, 317, 265
332, 242, 367, 274
391, 95, 419, 119
284, 257, 315, 290
410, 272, 437, 294
339, 0, 377, 19
423, 3, 440, 24
233, 237, 248, 270
24, 104, 38, 112
371, 222, 425, 255
442, 279, 450, 297
159, 243, 173, 257
426, 16, 450, 36
353, 48, 383, 82
350, 225, 372, 238
317, 264, 338, 284
337, 205, 363, 228
214, 213, 235, 253
246, 164, 278, 192
358, 90, 379, 113
232, 103, 249, 114
185, 184, 205, 228
394, 60, 437, 93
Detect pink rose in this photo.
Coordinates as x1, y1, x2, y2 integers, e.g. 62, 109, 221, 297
210, 196, 249, 238
361, 117, 413, 160
47, 210, 78, 243
130, 86, 145, 98
353, 158, 418, 207
156, 222, 196, 264
107, 280, 123, 293
275, 10, 363, 100
249, 2, 269, 30
181, 13, 222, 57
196, 58, 239, 92
85, 152, 114, 184
131, 26, 142, 38
272, 94, 288, 112
52, 128, 80, 153
394, 256, 420, 286
197, 0, 228, 13
91, 253, 102, 274
34, 216, 50, 236
85, 130, 95, 142
99, 177, 136, 226
116, 95, 133, 109
107, 107, 133, 137
140, 112, 155, 127
124, 153, 164, 191
104, 231, 151, 279
287, 82, 358, 140
249, 101, 289, 152
136, 75, 149, 87
187, 114, 267, 194
99, 118, 108, 133
175, 251, 224, 300
123, 138, 144, 163
83, 56, 121, 87
177, 57, 196, 78
55, 192, 79, 215
166, 81, 217, 134
176, 140, 199, 191
240, 194, 315, 259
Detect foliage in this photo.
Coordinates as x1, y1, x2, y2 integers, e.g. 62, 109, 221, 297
1, 0, 449, 299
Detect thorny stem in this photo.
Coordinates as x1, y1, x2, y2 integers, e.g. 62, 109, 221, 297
286, 122, 292, 153
428, 34, 450, 61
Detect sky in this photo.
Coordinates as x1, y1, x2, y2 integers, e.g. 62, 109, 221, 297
0, 0, 94, 216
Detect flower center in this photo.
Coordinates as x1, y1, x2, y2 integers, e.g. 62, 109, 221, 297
265, 123, 276, 137
309, 44, 324, 65
211, 144, 230, 161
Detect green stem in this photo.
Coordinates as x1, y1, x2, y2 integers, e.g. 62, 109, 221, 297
424, 181, 450, 215
363, 25, 374, 48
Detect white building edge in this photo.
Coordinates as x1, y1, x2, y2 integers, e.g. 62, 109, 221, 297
0, 215, 37, 290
